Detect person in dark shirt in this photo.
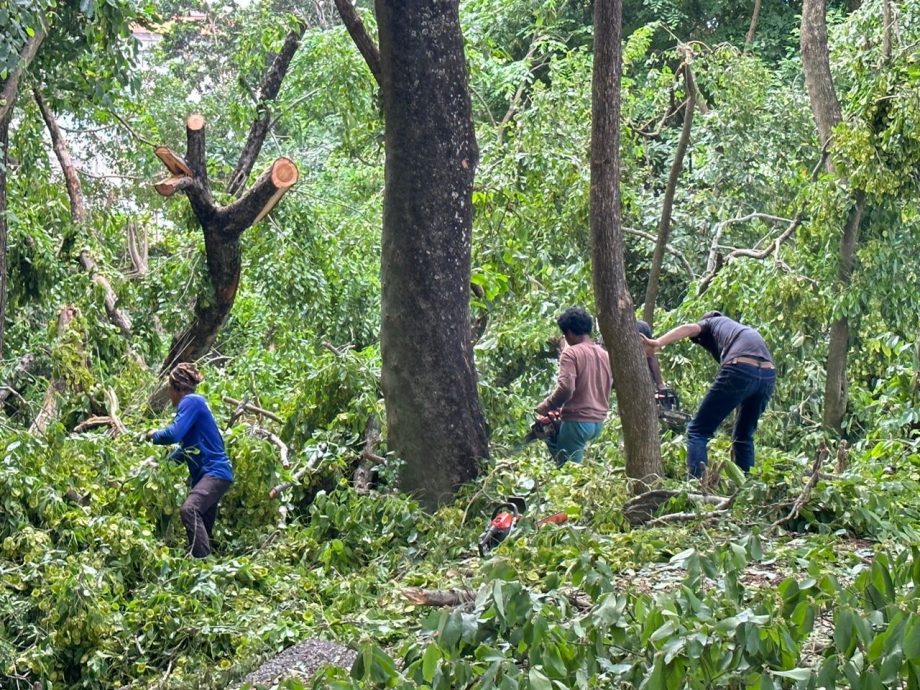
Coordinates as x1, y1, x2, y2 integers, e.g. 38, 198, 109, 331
641, 311, 776, 478
536, 307, 613, 466
147, 363, 234, 557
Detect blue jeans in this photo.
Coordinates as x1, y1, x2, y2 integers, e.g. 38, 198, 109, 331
687, 364, 776, 478
546, 420, 603, 467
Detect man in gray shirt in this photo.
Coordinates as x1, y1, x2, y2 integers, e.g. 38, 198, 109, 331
641, 311, 776, 478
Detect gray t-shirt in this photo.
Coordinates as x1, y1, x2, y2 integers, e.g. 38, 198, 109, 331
691, 315, 772, 365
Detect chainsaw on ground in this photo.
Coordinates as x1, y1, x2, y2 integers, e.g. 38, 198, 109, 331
477, 495, 569, 557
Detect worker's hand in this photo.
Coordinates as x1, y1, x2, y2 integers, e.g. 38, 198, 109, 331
640, 334, 661, 357
535, 401, 549, 415
144, 429, 156, 441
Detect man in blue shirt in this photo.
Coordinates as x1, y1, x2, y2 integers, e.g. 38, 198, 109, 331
641, 312, 776, 479
147, 363, 234, 557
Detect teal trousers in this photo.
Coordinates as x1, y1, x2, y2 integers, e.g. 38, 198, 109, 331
546, 420, 603, 467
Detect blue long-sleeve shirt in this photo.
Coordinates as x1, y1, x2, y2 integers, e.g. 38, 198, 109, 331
151, 394, 234, 486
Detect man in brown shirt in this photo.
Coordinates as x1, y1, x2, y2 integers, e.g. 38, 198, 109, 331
536, 307, 613, 466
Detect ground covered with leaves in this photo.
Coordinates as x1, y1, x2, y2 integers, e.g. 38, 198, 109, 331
3, 413, 920, 689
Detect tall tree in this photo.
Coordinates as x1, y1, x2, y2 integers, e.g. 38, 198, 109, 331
801, 0, 866, 433
371, 0, 490, 508
591, 0, 663, 487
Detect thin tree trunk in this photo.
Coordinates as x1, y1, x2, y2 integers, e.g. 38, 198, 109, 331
881, 0, 892, 62
801, 0, 841, 161
334, 0, 382, 87
375, 0, 489, 509
823, 192, 865, 432
802, 0, 866, 433
591, 0, 663, 489
745, 0, 762, 46
0, 110, 9, 358
33, 87, 86, 224
642, 60, 695, 328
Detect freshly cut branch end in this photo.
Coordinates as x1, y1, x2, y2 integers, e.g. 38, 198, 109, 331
154, 146, 192, 177
251, 157, 299, 226
154, 175, 188, 197
186, 113, 205, 131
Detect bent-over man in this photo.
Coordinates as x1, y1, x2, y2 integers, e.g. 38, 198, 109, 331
641, 311, 775, 478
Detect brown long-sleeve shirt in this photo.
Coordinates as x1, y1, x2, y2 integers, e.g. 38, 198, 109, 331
539, 341, 612, 421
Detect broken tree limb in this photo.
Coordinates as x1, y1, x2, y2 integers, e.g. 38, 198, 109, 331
245, 423, 290, 468
269, 452, 325, 499
33, 87, 86, 224
401, 587, 476, 608
78, 250, 133, 337
333, 0, 382, 87
227, 20, 307, 197
222, 396, 283, 424
772, 441, 829, 529
623, 489, 732, 526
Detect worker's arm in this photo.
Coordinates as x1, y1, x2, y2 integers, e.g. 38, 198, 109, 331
536, 350, 577, 414
641, 323, 701, 357
149, 397, 199, 445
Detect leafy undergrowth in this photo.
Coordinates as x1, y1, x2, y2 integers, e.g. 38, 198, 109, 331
2, 415, 920, 690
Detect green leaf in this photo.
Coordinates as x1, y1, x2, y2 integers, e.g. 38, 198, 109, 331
772, 668, 813, 681
528, 667, 552, 690
422, 644, 441, 683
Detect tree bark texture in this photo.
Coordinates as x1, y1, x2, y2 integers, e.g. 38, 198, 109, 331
334, 0, 382, 87
152, 116, 297, 402
642, 60, 695, 328
801, 0, 842, 158
745, 0, 762, 46
591, 0, 663, 488
226, 20, 306, 197
0, 110, 9, 358
375, 0, 489, 509
822, 192, 865, 433
801, 0, 866, 434
0, 25, 47, 125
33, 88, 86, 224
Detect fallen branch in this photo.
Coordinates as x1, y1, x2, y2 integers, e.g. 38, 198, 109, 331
401, 587, 475, 608
269, 450, 325, 499
222, 396, 283, 424
245, 423, 290, 468
78, 250, 133, 337
623, 488, 732, 526
772, 441, 829, 529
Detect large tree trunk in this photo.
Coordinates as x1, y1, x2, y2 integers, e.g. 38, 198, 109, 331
375, 0, 489, 509
642, 59, 695, 328
591, 0, 663, 488
801, 0, 865, 434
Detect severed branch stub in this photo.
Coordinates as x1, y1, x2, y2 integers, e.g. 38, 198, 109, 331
151, 113, 298, 406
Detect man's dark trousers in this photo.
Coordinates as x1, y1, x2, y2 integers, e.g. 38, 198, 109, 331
180, 475, 232, 558
687, 363, 776, 478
